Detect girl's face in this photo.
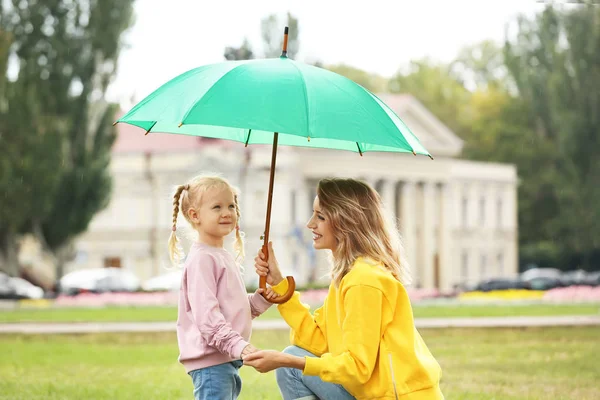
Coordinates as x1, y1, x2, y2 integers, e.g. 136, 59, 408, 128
306, 196, 337, 251
188, 187, 237, 246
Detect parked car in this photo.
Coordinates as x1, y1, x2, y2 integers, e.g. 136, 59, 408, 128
142, 270, 182, 292
59, 268, 140, 294
521, 268, 562, 282
528, 276, 564, 291
0, 272, 45, 299
474, 278, 530, 292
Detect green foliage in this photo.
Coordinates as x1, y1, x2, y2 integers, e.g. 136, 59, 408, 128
0, 0, 135, 277
388, 59, 472, 135
503, 2, 600, 269
224, 37, 254, 61
324, 64, 388, 93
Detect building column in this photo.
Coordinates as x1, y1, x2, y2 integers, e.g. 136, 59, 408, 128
378, 179, 398, 221
438, 183, 453, 291
400, 181, 417, 282
419, 182, 436, 289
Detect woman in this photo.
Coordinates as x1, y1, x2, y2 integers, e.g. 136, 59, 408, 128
243, 178, 443, 400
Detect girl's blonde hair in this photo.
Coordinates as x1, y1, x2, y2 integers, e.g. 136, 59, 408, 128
168, 175, 244, 267
316, 178, 411, 286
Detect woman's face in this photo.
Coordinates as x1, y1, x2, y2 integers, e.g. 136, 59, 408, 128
306, 196, 337, 251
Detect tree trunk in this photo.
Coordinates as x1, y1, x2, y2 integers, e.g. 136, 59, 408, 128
0, 231, 20, 277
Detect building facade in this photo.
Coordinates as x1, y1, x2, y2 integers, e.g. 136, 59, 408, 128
65, 94, 518, 291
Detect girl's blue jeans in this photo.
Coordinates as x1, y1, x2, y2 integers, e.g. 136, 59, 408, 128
188, 360, 243, 400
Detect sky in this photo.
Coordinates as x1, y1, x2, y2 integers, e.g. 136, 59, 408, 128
106, 0, 549, 105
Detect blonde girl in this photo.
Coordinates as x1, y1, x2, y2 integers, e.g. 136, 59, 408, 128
171, 175, 272, 400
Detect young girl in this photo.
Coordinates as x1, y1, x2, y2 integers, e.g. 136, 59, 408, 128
170, 175, 272, 400
245, 178, 444, 400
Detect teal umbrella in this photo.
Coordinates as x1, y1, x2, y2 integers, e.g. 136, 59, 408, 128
115, 28, 432, 302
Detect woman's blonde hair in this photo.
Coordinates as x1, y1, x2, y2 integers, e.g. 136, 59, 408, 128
316, 178, 411, 286
168, 175, 244, 267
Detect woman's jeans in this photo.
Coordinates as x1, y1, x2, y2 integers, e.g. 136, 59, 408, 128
275, 346, 355, 400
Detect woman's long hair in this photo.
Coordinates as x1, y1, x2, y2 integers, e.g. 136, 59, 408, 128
317, 178, 411, 286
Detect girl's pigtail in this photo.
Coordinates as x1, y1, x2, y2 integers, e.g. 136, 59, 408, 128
168, 184, 188, 267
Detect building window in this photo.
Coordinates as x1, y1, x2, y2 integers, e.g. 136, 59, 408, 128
496, 197, 503, 229
480, 254, 487, 279
462, 196, 468, 228
479, 196, 486, 227
461, 251, 469, 280
290, 190, 297, 223
104, 257, 122, 268
497, 253, 504, 276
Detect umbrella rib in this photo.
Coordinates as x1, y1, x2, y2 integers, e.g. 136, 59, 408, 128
366, 91, 427, 156
356, 142, 363, 156
318, 74, 410, 149
144, 121, 157, 136
244, 129, 252, 147
179, 60, 253, 126
289, 61, 311, 138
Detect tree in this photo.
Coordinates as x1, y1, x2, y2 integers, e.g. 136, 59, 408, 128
0, 0, 135, 279
324, 64, 388, 93
450, 40, 508, 90
0, 18, 65, 277
224, 38, 254, 61
388, 59, 472, 136
261, 12, 299, 58
504, 2, 600, 269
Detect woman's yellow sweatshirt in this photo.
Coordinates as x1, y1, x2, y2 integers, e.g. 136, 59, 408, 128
271, 257, 443, 400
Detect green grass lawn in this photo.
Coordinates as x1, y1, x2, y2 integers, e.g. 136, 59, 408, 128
1, 302, 599, 323
1, 327, 598, 399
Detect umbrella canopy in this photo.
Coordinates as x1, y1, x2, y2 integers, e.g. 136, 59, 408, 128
117, 58, 430, 157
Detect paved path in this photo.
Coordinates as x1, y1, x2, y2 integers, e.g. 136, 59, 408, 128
1, 315, 599, 335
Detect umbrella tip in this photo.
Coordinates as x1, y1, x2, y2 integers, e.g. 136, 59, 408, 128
281, 26, 289, 57
412, 150, 416, 156
428, 154, 434, 160
178, 122, 183, 128
112, 121, 118, 126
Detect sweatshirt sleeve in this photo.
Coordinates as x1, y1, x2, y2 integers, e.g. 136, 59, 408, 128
247, 291, 272, 319
185, 254, 248, 359
302, 285, 383, 386
271, 279, 328, 356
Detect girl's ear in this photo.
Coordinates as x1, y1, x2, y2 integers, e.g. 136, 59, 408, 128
188, 208, 199, 224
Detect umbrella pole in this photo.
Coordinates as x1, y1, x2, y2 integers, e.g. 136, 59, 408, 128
260, 132, 296, 303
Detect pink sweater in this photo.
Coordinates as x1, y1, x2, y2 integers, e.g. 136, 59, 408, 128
176, 242, 272, 373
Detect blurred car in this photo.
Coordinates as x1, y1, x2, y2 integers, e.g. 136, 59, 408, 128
582, 271, 600, 287
474, 278, 530, 292
527, 276, 564, 291
560, 270, 589, 286
0, 272, 45, 299
521, 268, 562, 282
141, 270, 182, 292
59, 267, 140, 294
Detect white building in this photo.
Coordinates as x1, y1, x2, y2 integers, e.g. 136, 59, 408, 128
65, 94, 518, 291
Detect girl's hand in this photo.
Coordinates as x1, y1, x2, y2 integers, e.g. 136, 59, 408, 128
242, 350, 284, 373
263, 287, 279, 301
240, 344, 258, 359
255, 287, 279, 301
254, 241, 283, 286
243, 350, 306, 373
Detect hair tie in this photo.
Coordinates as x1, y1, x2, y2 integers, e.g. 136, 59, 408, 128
172, 226, 177, 232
